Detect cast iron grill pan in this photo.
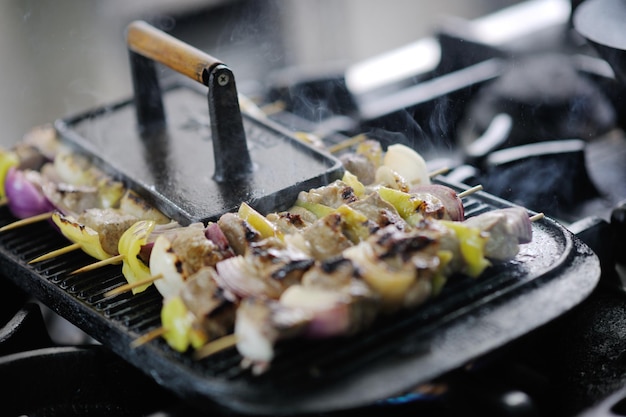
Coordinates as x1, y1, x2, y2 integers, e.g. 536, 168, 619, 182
0, 184, 600, 415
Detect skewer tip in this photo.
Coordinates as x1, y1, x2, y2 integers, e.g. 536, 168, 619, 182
130, 327, 166, 349
193, 334, 238, 360
0, 212, 53, 233
428, 167, 451, 178
104, 274, 163, 298
28, 242, 82, 264
529, 212, 545, 222
69, 254, 124, 275
457, 184, 483, 199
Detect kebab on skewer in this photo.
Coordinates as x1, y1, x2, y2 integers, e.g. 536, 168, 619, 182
230, 206, 538, 374
145, 181, 534, 372
120, 147, 479, 356
68, 143, 461, 294
156, 199, 538, 374
1, 128, 536, 372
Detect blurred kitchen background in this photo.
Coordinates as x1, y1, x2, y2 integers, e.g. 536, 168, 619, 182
0, 0, 521, 148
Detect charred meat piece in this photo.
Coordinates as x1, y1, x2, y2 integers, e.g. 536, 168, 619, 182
266, 207, 316, 235
214, 237, 314, 300
296, 180, 358, 209
180, 267, 237, 341
217, 212, 262, 255
349, 191, 408, 231
344, 225, 441, 311
340, 153, 376, 185
150, 223, 235, 299
299, 212, 354, 261
410, 184, 465, 222
76, 208, 140, 256
464, 207, 532, 261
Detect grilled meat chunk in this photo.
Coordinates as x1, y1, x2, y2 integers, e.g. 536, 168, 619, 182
296, 180, 358, 209
464, 207, 532, 261
217, 212, 262, 255
180, 267, 237, 341
76, 208, 139, 256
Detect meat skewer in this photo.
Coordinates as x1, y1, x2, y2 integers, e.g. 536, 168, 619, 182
132, 206, 542, 374
232, 208, 542, 372
3, 126, 541, 375
103, 180, 482, 302
56, 170, 475, 291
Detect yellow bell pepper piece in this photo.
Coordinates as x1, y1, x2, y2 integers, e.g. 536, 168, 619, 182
52, 212, 115, 261
432, 250, 453, 295
343, 244, 416, 309
0, 149, 19, 199
238, 202, 280, 239
335, 204, 370, 243
118, 220, 156, 294
161, 296, 208, 352
439, 221, 490, 278
294, 199, 335, 219
377, 187, 424, 222
342, 170, 365, 197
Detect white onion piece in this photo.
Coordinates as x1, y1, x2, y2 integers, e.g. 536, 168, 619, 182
235, 303, 275, 370
53, 151, 95, 186
374, 165, 408, 191
383, 144, 430, 187
150, 234, 185, 299
5, 167, 55, 219
214, 256, 281, 299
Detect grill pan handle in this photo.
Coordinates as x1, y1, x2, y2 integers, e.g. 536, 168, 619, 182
126, 20, 252, 183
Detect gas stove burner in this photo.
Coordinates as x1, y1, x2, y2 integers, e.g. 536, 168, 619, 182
460, 53, 616, 150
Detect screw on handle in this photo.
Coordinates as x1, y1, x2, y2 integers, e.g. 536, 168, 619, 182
126, 20, 252, 183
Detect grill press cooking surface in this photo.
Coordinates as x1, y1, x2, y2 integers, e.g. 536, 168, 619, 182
0, 186, 599, 415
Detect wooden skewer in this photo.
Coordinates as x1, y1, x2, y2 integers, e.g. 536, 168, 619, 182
194, 334, 238, 360
29, 242, 82, 264
130, 327, 167, 349
130, 326, 238, 358
428, 167, 450, 178
457, 184, 483, 199
327, 134, 367, 154
0, 212, 53, 232
259, 100, 286, 116
529, 212, 545, 222
104, 274, 163, 298
69, 254, 124, 275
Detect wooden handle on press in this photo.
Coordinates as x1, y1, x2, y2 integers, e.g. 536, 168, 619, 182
126, 20, 223, 86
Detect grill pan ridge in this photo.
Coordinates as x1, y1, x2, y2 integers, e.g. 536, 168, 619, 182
0, 181, 600, 415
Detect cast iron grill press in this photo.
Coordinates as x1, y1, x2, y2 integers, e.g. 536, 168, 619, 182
56, 21, 343, 225
0, 21, 601, 415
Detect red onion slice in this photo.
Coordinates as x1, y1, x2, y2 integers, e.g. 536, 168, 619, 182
205, 222, 231, 252
5, 167, 55, 219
